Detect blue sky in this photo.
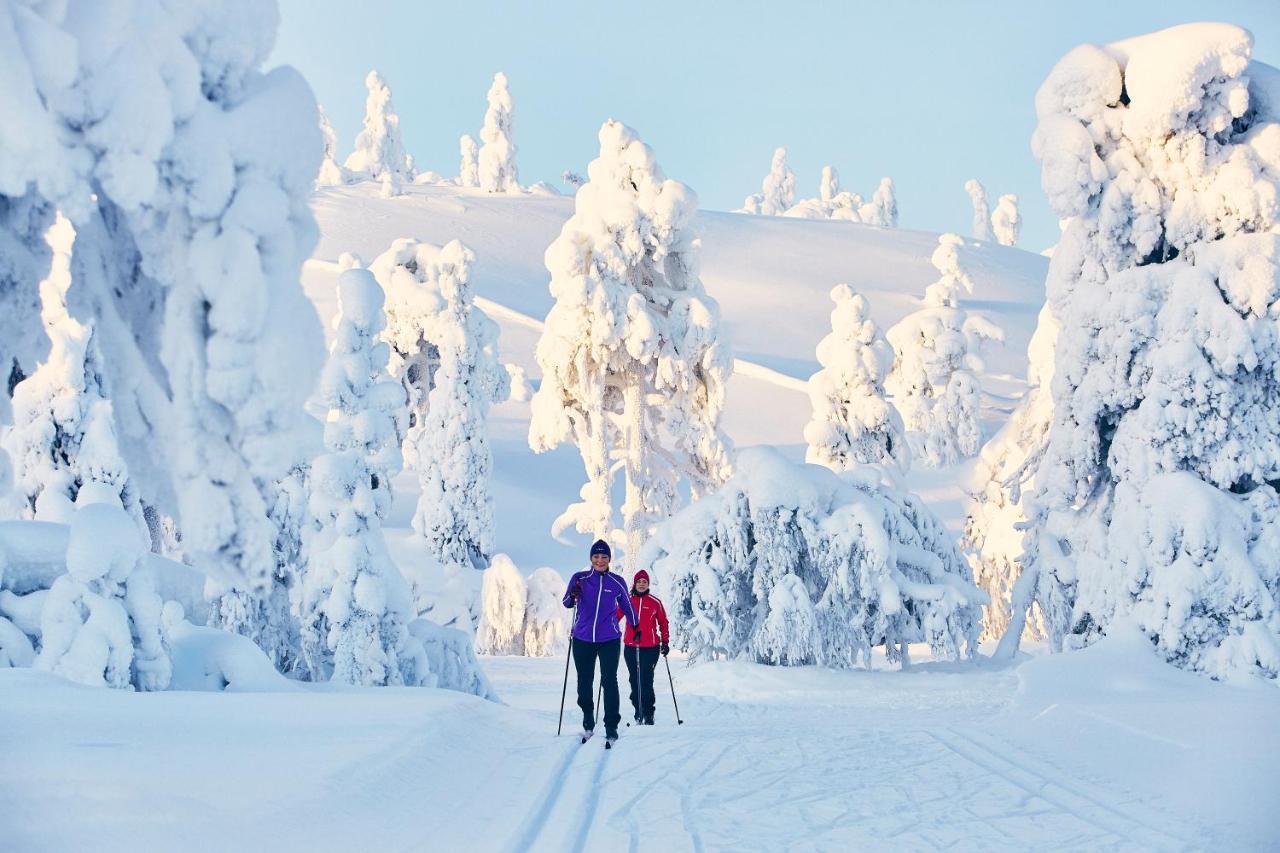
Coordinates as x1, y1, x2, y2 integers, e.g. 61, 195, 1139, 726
273, 1, 1280, 252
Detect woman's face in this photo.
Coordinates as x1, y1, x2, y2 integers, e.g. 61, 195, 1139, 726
636, 577, 649, 593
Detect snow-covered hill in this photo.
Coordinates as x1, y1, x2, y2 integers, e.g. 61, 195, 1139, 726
303, 181, 1048, 572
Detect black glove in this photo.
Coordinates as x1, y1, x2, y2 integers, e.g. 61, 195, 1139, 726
633, 626, 643, 643
570, 580, 582, 602
660, 643, 669, 657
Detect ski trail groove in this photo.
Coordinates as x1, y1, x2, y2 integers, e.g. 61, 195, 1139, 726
503, 740, 580, 853
929, 728, 1185, 851
571, 747, 610, 852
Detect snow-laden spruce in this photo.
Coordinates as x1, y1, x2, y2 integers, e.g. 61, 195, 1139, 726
529, 120, 734, 560
784, 170, 898, 225
369, 239, 508, 568
474, 554, 525, 655
1002, 23, 1280, 680
478, 72, 519, 193
345, 70, 415, 183
0, 1, 326, 613
300, 269, 415, 686
316, 106, 351, 187
459, 134, 480, 188
35, 484, 172, 690
4, 214, 147, 539
963, 304, 1057, 641
474, 558, 572, 657
645, 447, 985, 667
741, 147, 796, 215
804, 284, 908, 472
886, 234, 1003, 468
991, 194, 1021, 246
964, 180, 992, 241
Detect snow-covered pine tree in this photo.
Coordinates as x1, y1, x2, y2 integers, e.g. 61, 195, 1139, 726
873, 177, 899, 228
301, 269, 416, 686
369, 239, 508, 568
964, 180, 992, 241
741, 147, 796, 215
5, 214, 147, 539
523, 567, 572, 656
646, 447, 985, 667
478, 72, 519, 193
991, 194, 1021, 246
820, 166, 840, 204
963, 305, 1057, 641
316, 105, 350, 187
412, 241, 498, 569
474, 554, 526, 655
529, 120, 734, 560
344, 70, 414, 183
1000, 24, 1280, 680
886, 234, 1002, 468
36, 484, 172, 690
804, 284, 908, 472
459, 134, 480, 188
0, 2, 327, 612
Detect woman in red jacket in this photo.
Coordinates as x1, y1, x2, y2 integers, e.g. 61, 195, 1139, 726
619, 569, 669, 725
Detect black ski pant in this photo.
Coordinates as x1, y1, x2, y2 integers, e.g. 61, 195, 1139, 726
573, 638, 621, 734
624, 645, 661, 723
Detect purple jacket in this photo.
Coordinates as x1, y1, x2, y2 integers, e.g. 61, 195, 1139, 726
563, 569, 638, 643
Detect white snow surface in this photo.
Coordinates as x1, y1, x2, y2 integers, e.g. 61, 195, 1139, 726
2, 635, 1274, 850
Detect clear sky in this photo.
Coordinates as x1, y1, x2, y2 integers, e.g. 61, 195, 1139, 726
273, 1, 1280, 252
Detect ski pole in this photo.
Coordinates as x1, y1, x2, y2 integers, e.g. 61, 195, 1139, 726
557, 603, 576, 736
664, 653, 683, 725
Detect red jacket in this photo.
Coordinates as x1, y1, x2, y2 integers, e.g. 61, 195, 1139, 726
618, 592, 669, 648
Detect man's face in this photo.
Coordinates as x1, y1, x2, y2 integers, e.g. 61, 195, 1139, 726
636, 577, 649, 593
591, 553, 610, 572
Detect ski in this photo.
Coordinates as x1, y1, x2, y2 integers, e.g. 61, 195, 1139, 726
580, 730, 594, 745
605, 735, 618, 749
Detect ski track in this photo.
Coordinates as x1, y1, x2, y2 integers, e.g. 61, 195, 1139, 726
929, 728, 1190, 852
503, 739, 581, 853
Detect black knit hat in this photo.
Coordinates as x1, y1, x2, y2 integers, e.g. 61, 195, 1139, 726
590, 539, 611, 558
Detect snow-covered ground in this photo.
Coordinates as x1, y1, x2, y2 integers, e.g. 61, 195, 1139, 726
3, 630, 1275, 851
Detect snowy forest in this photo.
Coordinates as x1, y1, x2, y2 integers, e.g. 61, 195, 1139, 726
1, 3, 1277, 851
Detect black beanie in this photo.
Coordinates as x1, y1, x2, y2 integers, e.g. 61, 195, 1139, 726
590, 539, 611, 559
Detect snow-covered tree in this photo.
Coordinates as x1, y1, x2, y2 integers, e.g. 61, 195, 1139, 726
964, 180, 992, 241
991, 194, 1021, 246
369, 239, 508, 567
300, 269, 415, 686
646, 447, 985, 667
523, 567, 572, 656
741, 147, 796, 215
474, 554, 526, 655
478, 72, 519, 193
35, 484, 172, 690
529, 120, 734, 560
886, 234, 1003, 468
413, 241, 498, 569
819, 166, 840, 204
0, 2, 327, 609
804, 285, 907, 472
459, 134, 479, 188
872, 177, 899, 228
963, 305, 1057, 641
316, 105, 351, 187
344, 70, 414, 182
4, 215, 147, 538
999, 24, 1280, 681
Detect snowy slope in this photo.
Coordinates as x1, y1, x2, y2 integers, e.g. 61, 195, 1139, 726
304, 181, 1047, 572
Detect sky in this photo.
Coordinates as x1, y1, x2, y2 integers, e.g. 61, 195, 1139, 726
273, 1, 1280, 253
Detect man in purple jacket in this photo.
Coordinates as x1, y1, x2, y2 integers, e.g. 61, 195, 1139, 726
564, 539, 640, 743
